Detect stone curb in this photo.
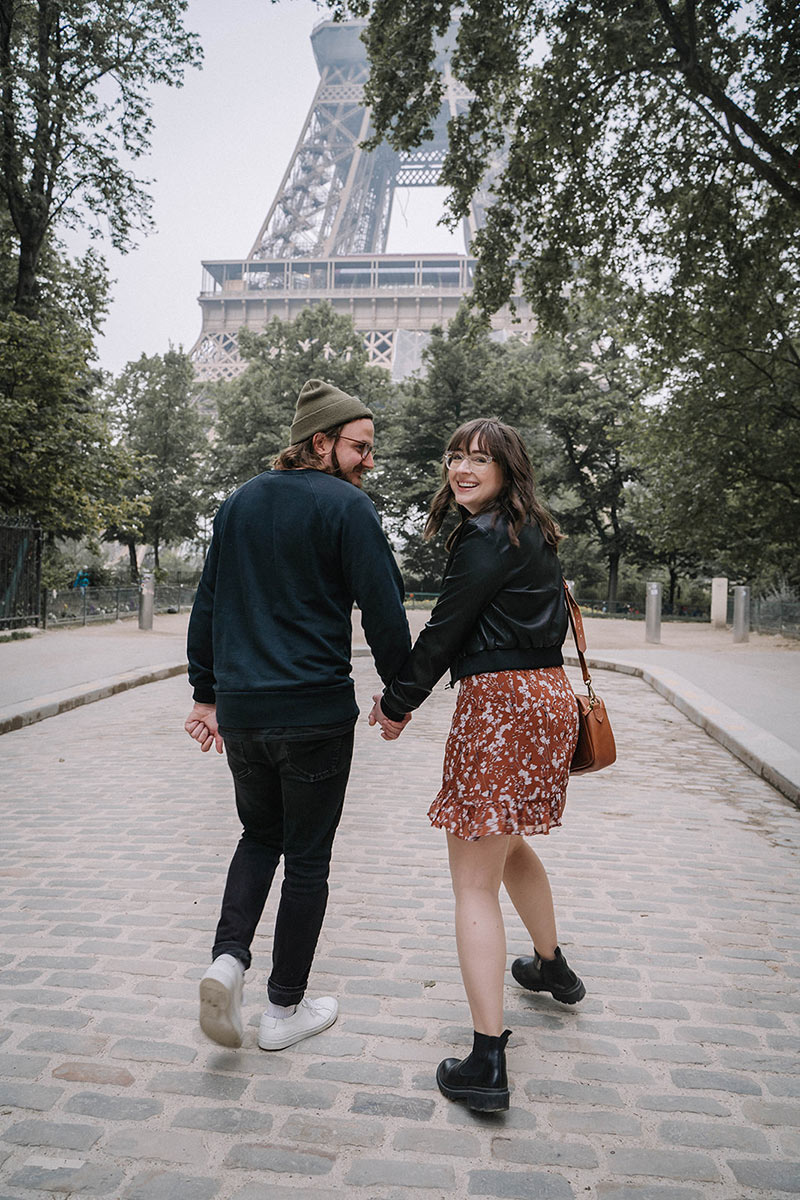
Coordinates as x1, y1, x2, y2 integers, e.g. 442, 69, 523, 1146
564, 651, 800, 810
2, 648, 797, 812
0, 662, 188, 736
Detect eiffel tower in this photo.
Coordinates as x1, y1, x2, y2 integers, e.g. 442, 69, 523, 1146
191, 18, 533, 382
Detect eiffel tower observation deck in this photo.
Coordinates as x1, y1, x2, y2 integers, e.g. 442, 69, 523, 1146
191, 18, 534, 383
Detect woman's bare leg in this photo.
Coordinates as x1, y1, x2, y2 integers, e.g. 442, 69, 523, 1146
445, 831, 512, 1036
501, 837, 558, 957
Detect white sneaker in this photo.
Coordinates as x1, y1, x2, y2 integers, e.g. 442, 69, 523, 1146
199, 954, 244, 1048
258, 996, 338, 1051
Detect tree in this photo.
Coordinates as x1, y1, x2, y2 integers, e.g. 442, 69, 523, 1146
0, 308, 136, 538
210, 302, 396, 498
322, 1, 799, 326
511, 287, 645, 607
0, 0, 201, 312
628, 316, 800, 593
321, 0, 799, 587
111, 348, 205, 575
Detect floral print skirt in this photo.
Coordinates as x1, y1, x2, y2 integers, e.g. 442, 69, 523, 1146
428, 667, 580, 841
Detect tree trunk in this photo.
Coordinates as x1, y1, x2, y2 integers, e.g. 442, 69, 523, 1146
668, 556, 678, 611
606, 551, 620, 612
127, 541, 139, 583
153, 540, 160, 572
14, 231, 44, 315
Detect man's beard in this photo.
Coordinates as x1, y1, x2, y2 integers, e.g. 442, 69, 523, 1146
328, 445, 364, 488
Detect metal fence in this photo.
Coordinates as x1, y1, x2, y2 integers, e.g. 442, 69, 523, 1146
752, 598, 800, 639
575, 595, 706, 620
22, 579, 800, 639
43, 585, 197, 628
577, 591, 799, 637
0, 518, 42, 630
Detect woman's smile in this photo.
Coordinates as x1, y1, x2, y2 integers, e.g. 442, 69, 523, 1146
448, 439, 504, 514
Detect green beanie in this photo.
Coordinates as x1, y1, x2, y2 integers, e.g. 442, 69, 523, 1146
290, 379, 373, 445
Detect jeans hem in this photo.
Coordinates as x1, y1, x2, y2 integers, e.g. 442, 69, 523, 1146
213, 943, 251, 971
267, 979, 307, 1006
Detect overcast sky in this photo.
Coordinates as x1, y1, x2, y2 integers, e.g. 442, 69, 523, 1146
90, 0, 464, 377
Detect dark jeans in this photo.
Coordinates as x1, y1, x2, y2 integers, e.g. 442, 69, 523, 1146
214, 723, 354, 1006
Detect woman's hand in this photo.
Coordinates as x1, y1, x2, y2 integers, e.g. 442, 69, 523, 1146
368, 694, 411, 741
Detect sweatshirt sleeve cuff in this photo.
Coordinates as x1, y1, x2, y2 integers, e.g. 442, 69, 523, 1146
380, 696, 407, 723
192, 687, 216, 706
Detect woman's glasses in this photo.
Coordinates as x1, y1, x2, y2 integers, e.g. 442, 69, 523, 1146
443, 451, 494, 470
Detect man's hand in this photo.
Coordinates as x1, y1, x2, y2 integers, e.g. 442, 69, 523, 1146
184, 702, 223, 754
368, 694, 411, 741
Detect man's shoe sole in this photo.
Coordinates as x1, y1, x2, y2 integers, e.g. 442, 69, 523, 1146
199, 976, 243, 1048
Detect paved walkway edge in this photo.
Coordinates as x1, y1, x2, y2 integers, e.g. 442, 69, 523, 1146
0, 662, 187, 736
564, 651, 800, 809
2, 649, 797, 811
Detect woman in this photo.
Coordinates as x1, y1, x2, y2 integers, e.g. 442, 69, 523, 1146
371, 418, 584, 1112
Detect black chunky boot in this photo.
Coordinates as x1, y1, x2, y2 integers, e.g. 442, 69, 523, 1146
436, 1029, 511, 1111
511, 946, 586, 1004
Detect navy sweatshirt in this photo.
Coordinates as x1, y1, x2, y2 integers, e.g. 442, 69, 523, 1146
187, 469, 411, 728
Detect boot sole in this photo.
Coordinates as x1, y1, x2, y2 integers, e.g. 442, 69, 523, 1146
436, 1068, 509, 1112
199, 977, 243, 1048
556, 980, 586, 1004
511, 963, 586, 1005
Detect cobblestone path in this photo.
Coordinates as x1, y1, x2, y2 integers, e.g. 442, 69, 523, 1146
1, 661, 798, 1199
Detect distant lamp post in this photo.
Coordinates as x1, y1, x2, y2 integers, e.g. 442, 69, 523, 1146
138, 571, 154, 631
733, 586, 750, 643
646, 582, 661, 644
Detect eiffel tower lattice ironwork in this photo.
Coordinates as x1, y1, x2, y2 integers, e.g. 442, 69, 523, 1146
190, 18, 534, 382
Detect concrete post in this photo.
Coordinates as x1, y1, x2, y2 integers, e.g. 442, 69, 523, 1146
138, 571, 154, 631
711, 577, 728, 628
733, 586, 750, 643
645, 581, 662, 643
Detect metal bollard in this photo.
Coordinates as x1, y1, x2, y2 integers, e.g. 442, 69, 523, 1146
645, 581, 662, 643
138, 571, 154, 631
733, 585, 750, 643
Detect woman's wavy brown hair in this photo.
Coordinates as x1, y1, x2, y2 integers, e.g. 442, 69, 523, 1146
424, 417, 562, 550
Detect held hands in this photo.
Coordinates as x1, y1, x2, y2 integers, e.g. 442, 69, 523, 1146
368, 694, 412, 741
184, 702, 223, 754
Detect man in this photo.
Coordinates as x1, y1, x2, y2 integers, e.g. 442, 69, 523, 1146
185, 379, 411, 1051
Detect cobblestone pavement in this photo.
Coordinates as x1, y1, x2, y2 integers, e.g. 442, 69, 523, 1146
1, 661, 799, 1199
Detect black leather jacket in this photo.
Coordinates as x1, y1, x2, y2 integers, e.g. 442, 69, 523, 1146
382, 511, 567, 720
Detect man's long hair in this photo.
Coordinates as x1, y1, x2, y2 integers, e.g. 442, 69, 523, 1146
273, 422, 347, 472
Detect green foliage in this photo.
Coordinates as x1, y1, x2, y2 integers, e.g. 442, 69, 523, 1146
0, 310, 135, 538
383, 292, 645, 603
511, 286, 646, 605
110, 348, 206, 572
326, 1, 799, 323
0, 0, 202, 310
321, 0, 799, 589
40, 539, 114, 590
0, 2, 202, 559
210, 303, 395, 497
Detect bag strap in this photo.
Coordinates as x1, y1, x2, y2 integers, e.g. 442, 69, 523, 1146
563, 580, 599, 708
